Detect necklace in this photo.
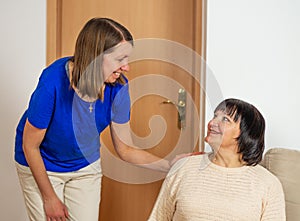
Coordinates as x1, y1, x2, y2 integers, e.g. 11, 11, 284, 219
88, 102, 95, 113
66, 61, 100, 113
71, 85, 96, 113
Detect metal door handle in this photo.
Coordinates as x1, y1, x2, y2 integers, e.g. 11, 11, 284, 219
161, 89, 186, 129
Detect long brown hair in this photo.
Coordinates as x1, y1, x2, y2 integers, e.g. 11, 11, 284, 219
70, 17, 133, 99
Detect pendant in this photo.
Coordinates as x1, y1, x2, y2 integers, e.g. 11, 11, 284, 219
89, 103, 93, 113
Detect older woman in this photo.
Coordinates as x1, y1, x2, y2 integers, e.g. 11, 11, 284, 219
148, 98, 285, 221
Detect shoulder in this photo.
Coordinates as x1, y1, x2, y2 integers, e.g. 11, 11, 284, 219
40, 57, 71, 81
36, 57, 72, 93
167, 154, 207, 177
251, 165, 280, 180
44, 57, 71, 72
249, 165, 283, 189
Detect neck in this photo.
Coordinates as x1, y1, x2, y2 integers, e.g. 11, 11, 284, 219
67, 61, 103, 102
74, 88, 98, 103
209, 149, 245, 168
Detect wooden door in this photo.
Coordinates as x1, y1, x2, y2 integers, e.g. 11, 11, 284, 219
47, 0, 206, 220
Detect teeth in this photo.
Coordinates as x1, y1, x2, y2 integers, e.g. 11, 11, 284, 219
114, 72, 121, 76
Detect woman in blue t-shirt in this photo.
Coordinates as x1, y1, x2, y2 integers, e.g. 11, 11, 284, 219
14, 17, 171, 221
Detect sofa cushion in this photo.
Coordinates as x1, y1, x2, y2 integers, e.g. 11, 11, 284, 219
262, 148, 300, 221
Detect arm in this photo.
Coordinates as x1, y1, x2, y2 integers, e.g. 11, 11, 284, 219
147, 159, 187, 221
148, 179, 175, 221
261, 177, 286, 221
110, 122, 170, 172
23, 119, 69, 220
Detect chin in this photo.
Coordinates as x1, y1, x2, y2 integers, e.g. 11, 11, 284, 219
204, 136, 208, 143
106, 78, 117, 83
204, 135, 211, 143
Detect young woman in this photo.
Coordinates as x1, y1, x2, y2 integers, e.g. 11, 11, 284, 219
148, 98, 285, 221
15, 17, 170, 221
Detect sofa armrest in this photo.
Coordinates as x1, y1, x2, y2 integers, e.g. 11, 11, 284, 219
262, 148, 300, 221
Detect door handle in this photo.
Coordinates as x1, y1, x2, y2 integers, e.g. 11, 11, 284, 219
162, 89, 186, 129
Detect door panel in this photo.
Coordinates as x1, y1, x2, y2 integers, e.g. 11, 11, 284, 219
47, 0, 206, 220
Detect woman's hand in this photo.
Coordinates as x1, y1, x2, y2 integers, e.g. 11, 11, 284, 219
44, 196, 69, 221
23, 120, 69, 220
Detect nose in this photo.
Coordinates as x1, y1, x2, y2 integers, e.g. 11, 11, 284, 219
120, 64, 130, 72
209, 119, 219, 129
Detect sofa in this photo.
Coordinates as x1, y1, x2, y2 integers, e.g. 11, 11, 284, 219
261, 148, 300, 221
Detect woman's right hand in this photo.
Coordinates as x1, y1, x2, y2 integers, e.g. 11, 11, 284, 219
23, 120, 69, 220
44, 196, 69, 221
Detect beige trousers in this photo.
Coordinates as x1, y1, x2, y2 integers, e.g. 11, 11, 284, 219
16, 159, 102, 221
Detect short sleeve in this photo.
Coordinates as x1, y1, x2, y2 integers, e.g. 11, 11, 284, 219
27, 82, 55, 129
111, 83, 130, 124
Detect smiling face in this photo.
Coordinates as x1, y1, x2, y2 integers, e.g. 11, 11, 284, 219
205, 110, 241, 152
102, 41, 133, 83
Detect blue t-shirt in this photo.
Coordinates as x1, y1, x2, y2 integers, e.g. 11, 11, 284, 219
14, 57, 130, 172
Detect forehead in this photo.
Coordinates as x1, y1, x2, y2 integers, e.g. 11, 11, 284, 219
215, 103, 241, 121
214, 109, 241, 123
105, 41, 133, 57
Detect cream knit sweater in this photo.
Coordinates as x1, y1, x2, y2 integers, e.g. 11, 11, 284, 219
148, 154, 285, 221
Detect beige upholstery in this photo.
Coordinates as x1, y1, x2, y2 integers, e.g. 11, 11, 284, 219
262, 148, 300, 221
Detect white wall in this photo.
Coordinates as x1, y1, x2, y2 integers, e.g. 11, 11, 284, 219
1, 0, 300, 219
206, 0, 300, 152
0, 0, 46, 220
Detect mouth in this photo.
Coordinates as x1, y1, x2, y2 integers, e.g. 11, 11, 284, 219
208, 129, 222, 135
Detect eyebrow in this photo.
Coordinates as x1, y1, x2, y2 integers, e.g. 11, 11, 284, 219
117, 55, 129, 60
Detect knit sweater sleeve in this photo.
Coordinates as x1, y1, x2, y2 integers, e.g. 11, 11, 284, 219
148, 158, 187, 221
261, 175, 286, 221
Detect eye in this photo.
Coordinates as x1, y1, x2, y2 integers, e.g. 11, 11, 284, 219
116, 56, 128, 63
222, 116, 230, 122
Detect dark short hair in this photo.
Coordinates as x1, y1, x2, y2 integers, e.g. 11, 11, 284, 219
215, 98, 265, 166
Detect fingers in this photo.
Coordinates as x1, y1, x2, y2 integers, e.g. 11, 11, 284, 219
47, 216, 67, 221
64, 206, 70, 220
44, 197, 69, 221
46, 207, 69, 221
